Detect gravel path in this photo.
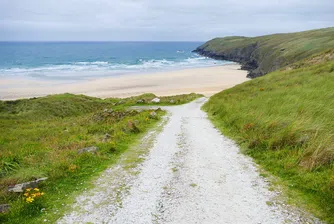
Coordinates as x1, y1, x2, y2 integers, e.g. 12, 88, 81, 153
59, 98, 320, 224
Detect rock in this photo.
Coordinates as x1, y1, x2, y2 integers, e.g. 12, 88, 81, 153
102, 133, 111, 142
170, 100, 175, 104
8, 177, 48, 193
78, 146, 99, 154
149, 111, 157, 118
136, 99, 145, 104
127, 120, 140, 133
116, 100, 124, 105
151, 98, 160, 103
0, 204, 10, 213
104, 108, 113, 113
297, 135, 309, 145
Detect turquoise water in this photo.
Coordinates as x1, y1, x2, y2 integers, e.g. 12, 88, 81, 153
0, 42, 228, 81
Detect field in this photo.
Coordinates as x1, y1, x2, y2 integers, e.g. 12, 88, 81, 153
203, 50, 334, 222
0, 93, 202, 223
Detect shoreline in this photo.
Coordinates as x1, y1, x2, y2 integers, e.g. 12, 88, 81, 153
0, 64, 249, 101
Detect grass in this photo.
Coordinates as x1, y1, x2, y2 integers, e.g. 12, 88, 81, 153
0, 92, 201, 223
203, 50, 334, 223
195, 27, 334, 77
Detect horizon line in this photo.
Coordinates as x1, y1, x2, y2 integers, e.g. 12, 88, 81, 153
0, 40, 206, 43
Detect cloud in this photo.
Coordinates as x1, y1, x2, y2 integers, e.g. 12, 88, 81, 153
0, 0, 333, 40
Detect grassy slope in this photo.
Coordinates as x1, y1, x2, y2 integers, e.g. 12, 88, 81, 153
0, 93, 202, 223
195, 27, 334, 77
203, 50, 334, 222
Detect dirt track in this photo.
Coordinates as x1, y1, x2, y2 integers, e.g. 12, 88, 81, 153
59, 98, 320, 224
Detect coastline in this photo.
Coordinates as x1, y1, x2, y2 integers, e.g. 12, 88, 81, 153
0, 64, 249, 100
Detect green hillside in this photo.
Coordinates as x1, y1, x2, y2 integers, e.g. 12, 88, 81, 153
0, 93, 201, 223
194, 27, 334, 77
203, 50, 334, 222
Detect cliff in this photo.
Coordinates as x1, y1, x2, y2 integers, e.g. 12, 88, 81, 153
194, 27, 334, 78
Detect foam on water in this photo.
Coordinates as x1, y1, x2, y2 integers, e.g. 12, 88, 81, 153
0, 42, 230, 81
0, 57, 229, 80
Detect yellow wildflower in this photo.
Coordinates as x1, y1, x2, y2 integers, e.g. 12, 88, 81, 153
34, 188, 39, 191
41, 192, 45, 196
31, 193, 36, 198
26, 197, 34, 203
35, 192, 41, 197
24, 192, 29, 197
25, 188, 32, 192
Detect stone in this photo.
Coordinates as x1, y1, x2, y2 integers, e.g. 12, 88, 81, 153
78, 146, 99, 154
8, 177, 48, 193
297, 135, 309, 145
104, 108, 113, 113
127, 120, 140, 133
136, 99, 145, 104
149, 111, 157, 118
151, 98, 160, 103
170, 100, 175, 104
116, 100, 125, 105
0, 204, 10, 213
102, 133, 111, 142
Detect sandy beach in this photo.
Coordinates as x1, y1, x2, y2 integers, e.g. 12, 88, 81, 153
0, 64, 249, 100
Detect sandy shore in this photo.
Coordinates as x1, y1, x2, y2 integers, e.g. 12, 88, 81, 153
0, 64, 249, 100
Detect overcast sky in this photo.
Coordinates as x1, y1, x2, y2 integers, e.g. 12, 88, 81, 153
1, 0, 333, 41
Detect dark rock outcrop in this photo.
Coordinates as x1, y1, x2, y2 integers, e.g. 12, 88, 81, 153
193, 43, 263, 78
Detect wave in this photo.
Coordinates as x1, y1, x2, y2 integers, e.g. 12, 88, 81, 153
0, 57, 229, 80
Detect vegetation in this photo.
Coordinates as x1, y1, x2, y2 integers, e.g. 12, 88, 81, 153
0, 92, 201, 223
195, 27, 334, 77
203, 50, 334, 222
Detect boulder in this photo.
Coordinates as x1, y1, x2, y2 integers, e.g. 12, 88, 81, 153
8, 177, 48, 193
151, 98, 160, 103
78, 146, 99, 154
170, 100, 175, 104
136, 99, 145, 104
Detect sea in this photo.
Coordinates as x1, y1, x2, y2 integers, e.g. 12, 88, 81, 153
0, 42, 228, 82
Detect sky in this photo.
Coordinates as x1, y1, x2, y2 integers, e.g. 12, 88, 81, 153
0, 0, 333, 41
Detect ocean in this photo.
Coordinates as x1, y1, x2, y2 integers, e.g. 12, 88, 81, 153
0, 42, 228, 82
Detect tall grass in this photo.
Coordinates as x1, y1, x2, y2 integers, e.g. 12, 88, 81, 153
0, 93, 201, 223
203, 52, 334, 222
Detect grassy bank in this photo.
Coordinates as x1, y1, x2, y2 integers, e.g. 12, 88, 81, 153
203, 50, 334, 222
195, 27, 334, 77
0, 93, 201, 223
